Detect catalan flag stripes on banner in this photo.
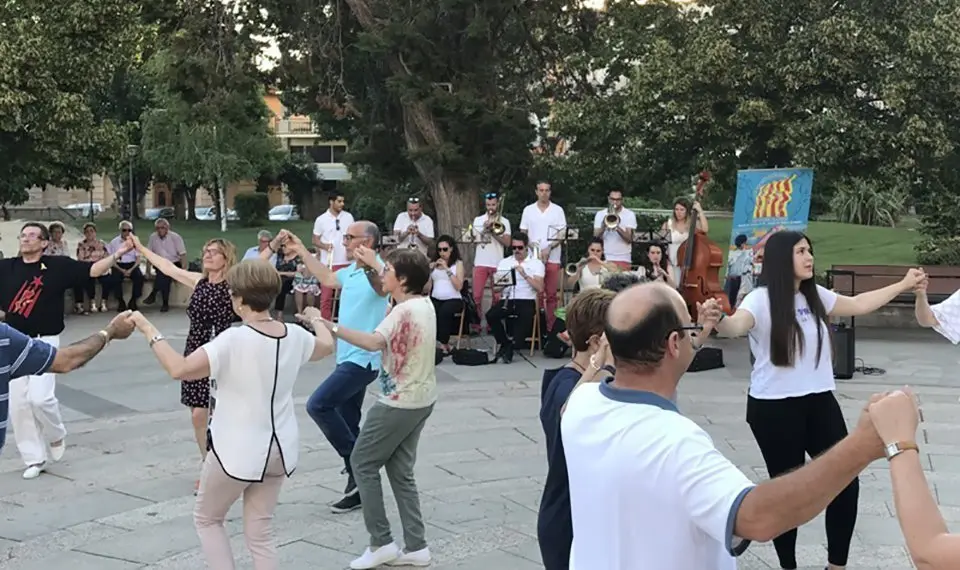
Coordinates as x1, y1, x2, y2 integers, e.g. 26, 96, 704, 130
752, 174, 797, 219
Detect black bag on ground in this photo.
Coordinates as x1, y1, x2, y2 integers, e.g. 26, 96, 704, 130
451, 348, 491, 366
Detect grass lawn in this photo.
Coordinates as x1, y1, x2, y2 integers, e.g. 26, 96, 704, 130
704, 218, 921, 269
82, 216, 922, 269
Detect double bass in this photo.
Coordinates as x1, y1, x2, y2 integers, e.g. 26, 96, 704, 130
676, 171, 732, 322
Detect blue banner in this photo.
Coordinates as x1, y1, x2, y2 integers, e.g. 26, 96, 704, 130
728, 168, 814, 254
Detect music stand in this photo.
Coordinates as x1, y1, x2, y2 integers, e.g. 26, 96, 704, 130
380, 235, 399, 250
490, 267, 535, 367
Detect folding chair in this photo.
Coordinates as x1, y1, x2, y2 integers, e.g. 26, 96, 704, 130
527, 297, 542, 356
452, 309, 469, 350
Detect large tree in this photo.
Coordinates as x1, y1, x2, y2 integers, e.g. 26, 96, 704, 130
0, 0, 141, 213
252, 0, 595, 236
140, 0, 285, 230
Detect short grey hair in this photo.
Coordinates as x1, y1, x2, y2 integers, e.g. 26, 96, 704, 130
154, 218, 170, 228
118, 220, 133, 230
359, 221, 380, 247
257, 230, 273, 241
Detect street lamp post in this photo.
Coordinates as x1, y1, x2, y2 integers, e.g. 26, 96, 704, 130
126, 144, 139, 226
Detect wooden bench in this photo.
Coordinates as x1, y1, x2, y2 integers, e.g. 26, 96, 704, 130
829, 264, 960, 304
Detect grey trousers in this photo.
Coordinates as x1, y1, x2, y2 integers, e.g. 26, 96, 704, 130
350, 401, 434, 551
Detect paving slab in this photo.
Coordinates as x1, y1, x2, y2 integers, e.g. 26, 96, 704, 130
1, 314, 957, 569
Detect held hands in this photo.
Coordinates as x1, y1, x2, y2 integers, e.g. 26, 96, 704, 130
697, 298, 724, 327
106, 310, 136, 340
868, 388, 920, 445
901, 268, 926, 292
129, 234, 144, 253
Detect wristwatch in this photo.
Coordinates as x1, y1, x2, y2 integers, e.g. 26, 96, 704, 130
330, 323, 340, 335
148, 333, 166, 348
884, 441, 919, 461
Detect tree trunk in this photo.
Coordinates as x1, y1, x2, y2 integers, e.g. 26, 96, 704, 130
185, 185, 198, 219
217, 183, 227, 232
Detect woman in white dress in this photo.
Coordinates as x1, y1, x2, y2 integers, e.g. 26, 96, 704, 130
128, 259, 335, 570
564, 238, 620, 292
635, 242, 676, 288
659, 197, 708, 282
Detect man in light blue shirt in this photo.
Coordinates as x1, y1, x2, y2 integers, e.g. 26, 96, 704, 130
285, 223, 389, 514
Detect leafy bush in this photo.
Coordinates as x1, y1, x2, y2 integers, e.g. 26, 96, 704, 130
234, 193, 270, 227
915, 237, 960, 266
829, 177, 907, 227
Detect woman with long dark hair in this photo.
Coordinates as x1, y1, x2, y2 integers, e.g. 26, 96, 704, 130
635, 242, 676, 287
425, 235, 465, 353
702, 230, 924, 570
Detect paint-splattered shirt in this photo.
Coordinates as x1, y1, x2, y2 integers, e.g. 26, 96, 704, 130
374, 296, 437, 409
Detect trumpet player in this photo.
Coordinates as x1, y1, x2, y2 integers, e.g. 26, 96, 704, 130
393, 196, 435, 256
312, 192, 355, 320
471, 192, 512, 326
519, 181, 566, 331
487, 232, 544, 363
565, 238, 620, 291
592, 189, 636, 270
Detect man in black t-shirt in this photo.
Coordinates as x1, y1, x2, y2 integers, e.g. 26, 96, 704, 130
0, 222, 133, 479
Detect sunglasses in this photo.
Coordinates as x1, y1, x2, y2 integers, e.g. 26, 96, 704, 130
121, 229, 132, 233
335, 219, 340, 231
437, 247, 450, 252
484, 192, 499, 199
512, 245, 526, 251
407, 197, 420, 204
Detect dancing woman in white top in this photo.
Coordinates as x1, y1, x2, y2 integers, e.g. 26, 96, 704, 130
702, 231, 924, 570
129, 259, 335, 570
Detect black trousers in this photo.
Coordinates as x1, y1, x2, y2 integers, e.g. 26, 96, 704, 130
746, 391, 858, 568
275, 277, 294, 312
485, 299, 536, 349
152, 262, 181, 305
111, 262, 144, 303
432, 298, 463, 344
73, 276, 111, 305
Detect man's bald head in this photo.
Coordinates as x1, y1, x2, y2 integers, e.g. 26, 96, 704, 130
348, 221, 380, 248
606, 282, 691, 371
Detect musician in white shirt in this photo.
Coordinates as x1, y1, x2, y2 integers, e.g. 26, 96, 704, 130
471, 192, 512, 326
393, 197, 435, 256
312, 192, 356, 320
593, 189, 637, 270
486, 232, 545, 363
519, 181, 566, 331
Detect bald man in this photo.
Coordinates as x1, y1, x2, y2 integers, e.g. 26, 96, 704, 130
561, 282, 896, 570
282, 224, 390, 514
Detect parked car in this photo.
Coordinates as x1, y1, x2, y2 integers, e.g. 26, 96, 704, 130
268, 204, 300, 221
194, 206, 238, 221
63, 203, 104, 219
144, 207, 175, 220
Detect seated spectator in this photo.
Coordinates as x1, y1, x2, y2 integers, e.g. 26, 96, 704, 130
291, 250, 321, 314
426, 235, 465, 353
259, 233, 298, 319
74, 223, 111, 314
107, 220, 144, 312
243, 230, 277, 264
44, 222, 69, 257
144, 219, 187, 312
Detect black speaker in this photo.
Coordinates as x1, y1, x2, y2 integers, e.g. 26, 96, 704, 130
832, 324, 855, 379
688, 347, 724, 372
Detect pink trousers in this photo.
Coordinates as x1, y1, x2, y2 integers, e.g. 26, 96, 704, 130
194, 443, 286, 570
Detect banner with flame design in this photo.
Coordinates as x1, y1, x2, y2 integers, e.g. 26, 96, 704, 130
729, 168, 814, 254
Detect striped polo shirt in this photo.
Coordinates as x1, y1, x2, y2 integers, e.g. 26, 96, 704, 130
0, 324, 57, 455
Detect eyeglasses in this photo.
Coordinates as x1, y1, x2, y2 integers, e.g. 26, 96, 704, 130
203, 248, 224, 257
121, 229, 131, 233
484, 192, 499, 199
675, 324, 703, 337
437, 247, 450, 252
407, 197, 420, 204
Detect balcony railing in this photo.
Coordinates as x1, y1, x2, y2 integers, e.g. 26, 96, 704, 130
273, 117, 317, 136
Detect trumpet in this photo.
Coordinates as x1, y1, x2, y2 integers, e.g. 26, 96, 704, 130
528, 242, 541, 261
490, 192, 507, 236
603, 204, 620, 230
565, 258, 587, 276
326, 249, 335, 268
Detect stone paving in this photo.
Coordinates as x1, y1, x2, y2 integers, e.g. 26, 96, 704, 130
1, 313, 959, 569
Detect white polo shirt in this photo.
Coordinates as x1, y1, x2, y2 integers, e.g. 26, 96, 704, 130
393, 212, 435, 256
562, 379, 755, 570
494, 256, 545, 301
929, 290, 960, 344
593, 208, 638, 263
471, 213, 511, 268
738, 285, 838, 399
520, 202, 566, 264
312, 210, 355, 265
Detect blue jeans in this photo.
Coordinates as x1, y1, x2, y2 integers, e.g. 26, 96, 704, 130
306, 362, 378, 470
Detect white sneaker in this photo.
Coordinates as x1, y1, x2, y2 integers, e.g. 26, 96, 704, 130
350, 543, 400, 569
22, 463, 46, 479
386, 547, 431, 566
50, 439, 65, 462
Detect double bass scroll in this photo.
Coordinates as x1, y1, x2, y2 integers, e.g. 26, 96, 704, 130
676, 171, 732, 322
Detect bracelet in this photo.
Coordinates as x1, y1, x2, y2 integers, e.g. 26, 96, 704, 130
97, 330, 111, 345
602, 364, 616, 375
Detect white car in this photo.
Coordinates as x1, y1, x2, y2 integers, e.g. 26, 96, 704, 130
64, 203, 103, 218
194, 207, 238, 221
268, 204, 300, 221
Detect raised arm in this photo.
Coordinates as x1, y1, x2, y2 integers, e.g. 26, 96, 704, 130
831, 268, 925, 317
282, 230, 340, 290
131, 312, 211, 380
89, 240, 127, 277
712, 306, 755, 338
133, 235, 201, 289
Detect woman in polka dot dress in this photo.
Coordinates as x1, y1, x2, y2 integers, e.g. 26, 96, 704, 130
133, 234, 237, 491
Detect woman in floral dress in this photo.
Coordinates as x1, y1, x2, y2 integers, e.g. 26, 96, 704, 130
133, 234, 237, 492
292, 250, 321, 314
44, 221, 69, 256
74, 222, 111, 313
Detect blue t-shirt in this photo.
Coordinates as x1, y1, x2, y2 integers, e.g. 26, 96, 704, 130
0, 323, 57, 456
335, 261, 390, 368
537, 365, 583, 570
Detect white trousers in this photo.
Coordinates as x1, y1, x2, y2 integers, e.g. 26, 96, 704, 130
9, 335, 66, 466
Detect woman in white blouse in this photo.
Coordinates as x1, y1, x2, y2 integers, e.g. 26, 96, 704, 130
635, 242, 677, 288
565, 238, 619, 291
426, 235, 465, 353
128, 259, 335, 570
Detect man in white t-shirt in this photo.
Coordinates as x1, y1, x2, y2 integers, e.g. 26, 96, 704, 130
593, 189, 637, 270
470, 192, 512, 327
913, 278, 960, 343
562, 282, 894, 570
312, 192, 356, 320
393, 197, 435, 256
519, 181, 566, 331
485, 231, 544, 363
